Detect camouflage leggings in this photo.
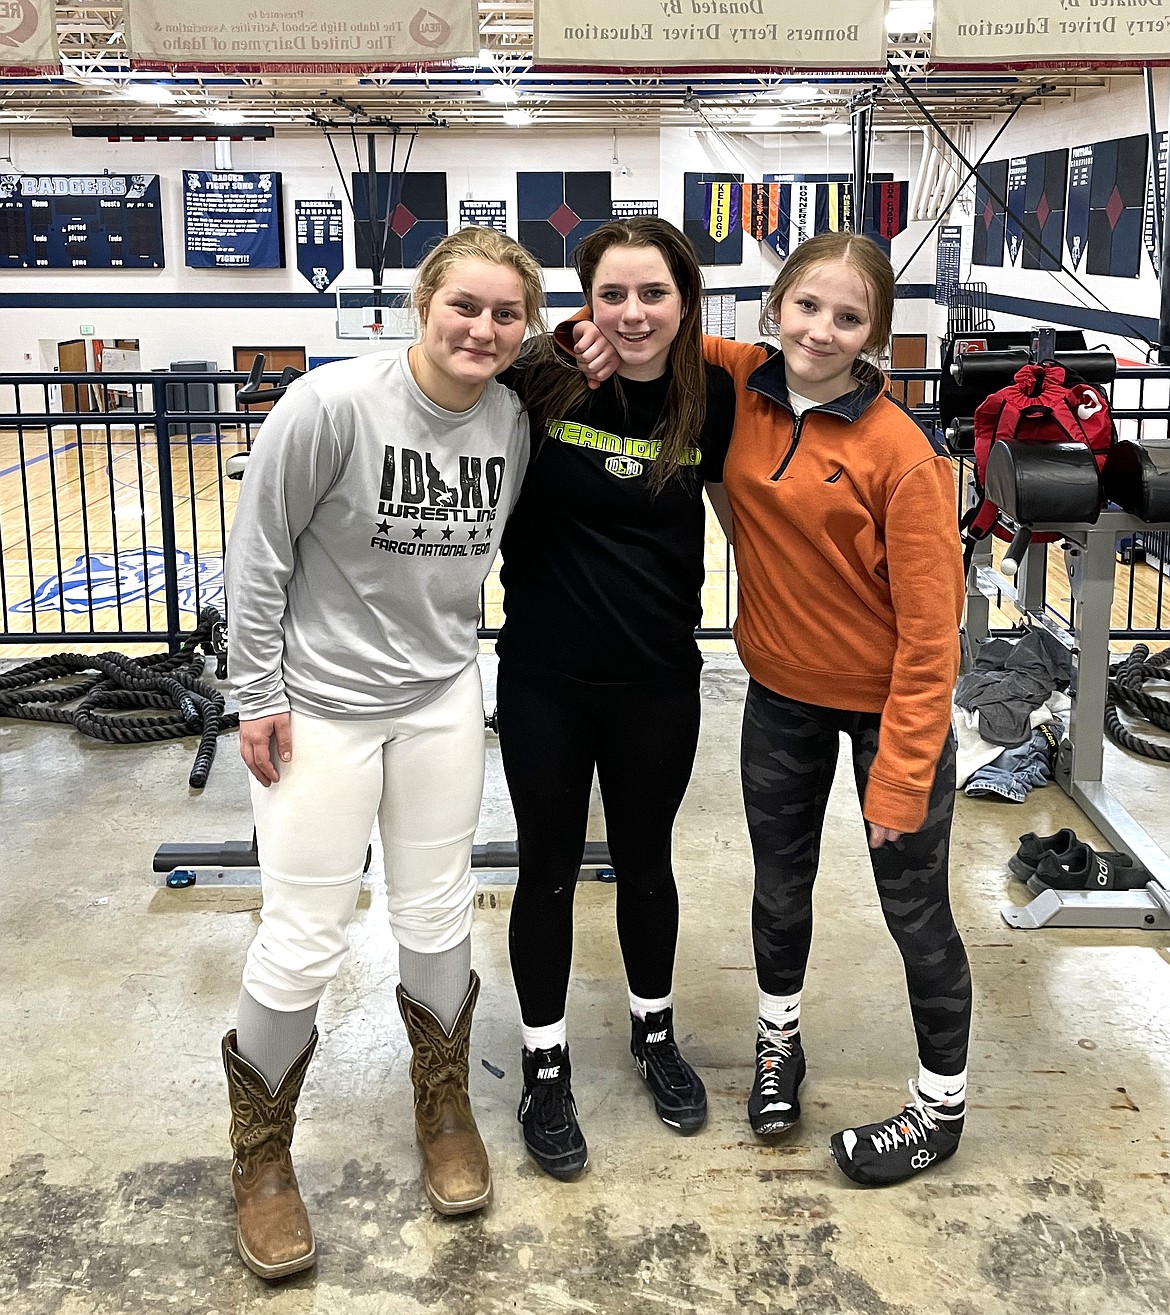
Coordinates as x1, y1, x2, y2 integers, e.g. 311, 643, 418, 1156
741, 679, 971, 1075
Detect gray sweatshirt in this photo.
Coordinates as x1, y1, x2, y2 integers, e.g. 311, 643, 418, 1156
226, 348, 529, 720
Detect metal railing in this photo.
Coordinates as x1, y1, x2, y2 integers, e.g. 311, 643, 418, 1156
2, 365, 1168, 652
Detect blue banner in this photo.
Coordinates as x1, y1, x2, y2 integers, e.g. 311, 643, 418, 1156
295, 199, 343, 291
1066, 144, 1092, 272
184, 171, 284, 270
1005, 157, 1027, 266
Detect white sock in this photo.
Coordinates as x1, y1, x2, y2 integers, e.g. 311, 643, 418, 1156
918, 1064, 967, 1110
758, 988, 801, 1034
522, 1018, 567, 1053
628, 990, 672, 1020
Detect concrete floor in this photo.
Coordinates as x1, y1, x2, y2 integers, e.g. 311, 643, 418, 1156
1, 651, 1168, 1315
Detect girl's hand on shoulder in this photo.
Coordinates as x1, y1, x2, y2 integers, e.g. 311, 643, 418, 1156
571, 322, 619, 387
867, 822, 903, 848
240, 712, 292, 787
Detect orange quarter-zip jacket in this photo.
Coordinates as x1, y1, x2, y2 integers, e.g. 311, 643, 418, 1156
705, 335, 964, 834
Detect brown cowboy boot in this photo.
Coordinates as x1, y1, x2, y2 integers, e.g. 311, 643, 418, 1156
222, 1029, 318, 1281
396, 971, 492, 1215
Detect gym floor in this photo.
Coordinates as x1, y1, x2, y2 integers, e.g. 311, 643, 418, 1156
1, 651, 1167, 1314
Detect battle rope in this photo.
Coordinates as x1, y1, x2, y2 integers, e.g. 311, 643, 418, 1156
0, 607, 238, 788
1105, 643, 1170, 763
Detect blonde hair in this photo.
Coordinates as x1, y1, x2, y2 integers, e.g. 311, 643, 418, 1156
760, 232, 894, 356
411, 227, 546, 333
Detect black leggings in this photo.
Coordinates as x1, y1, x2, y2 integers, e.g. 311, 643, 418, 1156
741, 680, 971, 1076
496, 663, 701, 1027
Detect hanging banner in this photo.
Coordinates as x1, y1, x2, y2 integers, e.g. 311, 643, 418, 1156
1144, 131, 1167, 276
869, 181, 907, 241
0, 0, 58, 68
821, 182, 852, 233
706, 182, 740, 243
761, 177, 793, 258
1065, 144, 1092, 272
459, 200, 507, 233
1005, 157, 1028, 266
933, 0, 1170, 63
532, 0, 886, 68
295, 199, 343, 290
742, 185, 780, 241
125, 0, 477, 69
184, 171, 284, 269
789, 182, 815, 252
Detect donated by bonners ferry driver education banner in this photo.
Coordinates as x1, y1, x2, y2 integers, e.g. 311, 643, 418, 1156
933, 0, 1170, 62
532, 0, 886, 67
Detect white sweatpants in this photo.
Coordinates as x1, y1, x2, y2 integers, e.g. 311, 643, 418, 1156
243, 662, 485, 1012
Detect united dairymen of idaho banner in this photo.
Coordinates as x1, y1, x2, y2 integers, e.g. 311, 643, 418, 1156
124, 0, 478, 69
933, 0, 1170, 63
532, 0, 886, 67
0, 0, 59, 69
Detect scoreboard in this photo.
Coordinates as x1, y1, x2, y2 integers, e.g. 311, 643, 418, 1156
0, 173, 164, 269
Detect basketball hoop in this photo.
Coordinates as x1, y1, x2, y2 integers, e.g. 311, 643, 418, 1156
364, 322, 385, 344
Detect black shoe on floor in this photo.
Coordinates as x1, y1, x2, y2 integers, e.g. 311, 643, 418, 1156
829, 1084, 964, 1187
747, 1019, 806, 1136
1008, 827, 1080, 879
1027, 842, 1150, 896
630, 1008, 707, 1134
518, 1045, 588, 1180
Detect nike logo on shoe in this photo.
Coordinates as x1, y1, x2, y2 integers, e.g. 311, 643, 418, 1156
644, 1030, 668, 1044
537, 1066, 561, 1080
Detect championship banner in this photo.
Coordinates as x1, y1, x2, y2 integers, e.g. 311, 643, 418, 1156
532, 0, 886, 68
0, 0, 58, 69
295, 199, 343, 291
1065, 144, 1092, 271
706, 182, 740, 243
612, 200, 659, 219
1005, 158, 1028, 266
933, 0, 1170, 63
124, 0, 477, 69
459, 200, 507, 233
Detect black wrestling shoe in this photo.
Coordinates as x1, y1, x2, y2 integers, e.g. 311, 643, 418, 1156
747, 1019, 806, 1136
829, 1083, 964, 1187
518, 1045, 588, 1180
630, 1008, 707, 1134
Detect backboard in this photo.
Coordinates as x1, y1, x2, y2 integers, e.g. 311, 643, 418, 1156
335, 285, 416, 342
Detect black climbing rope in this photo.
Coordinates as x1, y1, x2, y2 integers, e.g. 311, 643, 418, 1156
1105, 643, 1170, 763
0, 608, 238, 788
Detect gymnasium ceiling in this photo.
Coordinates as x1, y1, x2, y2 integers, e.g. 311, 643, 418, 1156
0, 1, 1137, 135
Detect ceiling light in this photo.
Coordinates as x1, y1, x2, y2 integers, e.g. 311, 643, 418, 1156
502, 109, 533, 127
750, 109, 783, 128
205, 109, 248, 124
821, 122, 851, 136
121, 84, 177, 105
886, 0, 934, 33
480, 85, 516, 104
778, 83, 818, 102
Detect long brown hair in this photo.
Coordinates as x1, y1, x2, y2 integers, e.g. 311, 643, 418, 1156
522, 218, 707, 490
760, 231, 894, 357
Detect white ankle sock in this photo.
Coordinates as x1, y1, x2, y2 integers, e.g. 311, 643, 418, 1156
918, 1064, 967, 1110
758, 988, 801, 1034
628, 990, 672, 1019
523, 1018, 567, 1053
